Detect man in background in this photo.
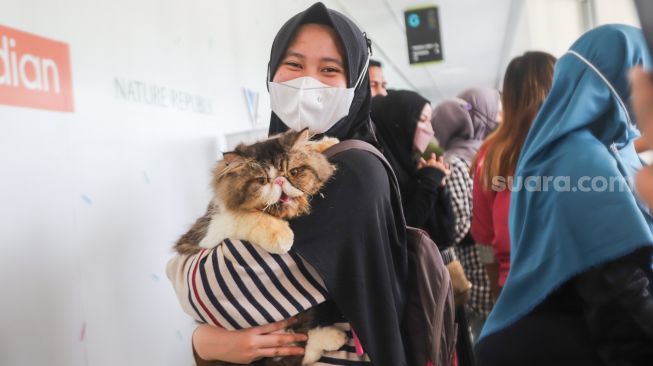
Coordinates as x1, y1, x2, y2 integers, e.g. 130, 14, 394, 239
369, 59, 388, 97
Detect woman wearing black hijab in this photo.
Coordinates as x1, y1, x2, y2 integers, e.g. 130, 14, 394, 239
370, 90, 456, 262
173, 3, 410, 365
267, 3, 408, 364
371, 90, 477, 366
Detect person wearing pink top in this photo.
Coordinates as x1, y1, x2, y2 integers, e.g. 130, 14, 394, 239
471, 148, 511, 289
470, 51, 556, 300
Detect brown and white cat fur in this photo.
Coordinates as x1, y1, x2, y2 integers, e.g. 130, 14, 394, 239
175, 129, 346, 366
176, 129, 337, 255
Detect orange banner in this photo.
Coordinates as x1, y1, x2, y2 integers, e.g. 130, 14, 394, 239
0, 25, 74, 112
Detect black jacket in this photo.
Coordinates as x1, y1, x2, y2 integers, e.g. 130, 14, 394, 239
400, 166, 456, 252
267, 4, 411, 364
371, 90, 457, 253
476, 247, 653, 366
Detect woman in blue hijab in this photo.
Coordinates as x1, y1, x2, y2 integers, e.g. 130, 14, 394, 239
476, 25, 653, 365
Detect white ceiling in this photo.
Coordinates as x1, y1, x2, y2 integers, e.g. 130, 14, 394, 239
326, 0, 516, 103
314, 0, 522, 102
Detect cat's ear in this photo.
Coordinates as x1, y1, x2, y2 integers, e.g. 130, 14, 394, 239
222, 151, 245, 166
214, 151, 246, 180
288, 128, 311, 149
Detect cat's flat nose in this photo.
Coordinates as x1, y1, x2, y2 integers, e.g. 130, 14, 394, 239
274, 177, 285, 186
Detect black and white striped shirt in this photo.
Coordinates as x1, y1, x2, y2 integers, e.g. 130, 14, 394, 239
167, 239, 371, 364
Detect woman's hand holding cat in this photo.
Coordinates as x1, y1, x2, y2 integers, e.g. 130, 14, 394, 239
193, 318, 307, 363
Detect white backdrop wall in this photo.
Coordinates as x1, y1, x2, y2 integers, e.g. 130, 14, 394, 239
0, 1, 341, 365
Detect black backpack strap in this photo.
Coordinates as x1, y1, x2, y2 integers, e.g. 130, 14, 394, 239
323, 139, 388, 165
323, 139, 403, 203
326, 140, 456, 365
323, 139, 409, 230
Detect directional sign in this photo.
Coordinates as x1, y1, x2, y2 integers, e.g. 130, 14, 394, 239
404, 6, 443, 64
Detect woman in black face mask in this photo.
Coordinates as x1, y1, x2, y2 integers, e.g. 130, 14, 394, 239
168, 3, 410, 365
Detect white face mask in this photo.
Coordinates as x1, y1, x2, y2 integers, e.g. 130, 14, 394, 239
268, 53, 370, 134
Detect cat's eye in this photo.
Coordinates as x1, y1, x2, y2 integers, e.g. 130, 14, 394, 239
289, 168, 299, 177
257, 177, 267, 185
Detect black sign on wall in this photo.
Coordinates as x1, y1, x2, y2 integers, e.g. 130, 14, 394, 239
404, 6, 443, 65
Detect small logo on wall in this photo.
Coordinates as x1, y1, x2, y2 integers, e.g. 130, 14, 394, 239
0, 25, 74, 112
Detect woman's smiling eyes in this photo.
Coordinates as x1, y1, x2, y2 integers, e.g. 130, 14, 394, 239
284, 60, 302, 69
281, 59, 343, 76
321, 66, 342, 74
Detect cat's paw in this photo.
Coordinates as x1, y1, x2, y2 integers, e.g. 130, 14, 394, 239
259, 225, 294, 254
198, 236, 217, 249
309, 326, 348, 351
302, 327, 348, 365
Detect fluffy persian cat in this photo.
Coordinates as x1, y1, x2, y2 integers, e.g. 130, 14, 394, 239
175, 129, 347, 366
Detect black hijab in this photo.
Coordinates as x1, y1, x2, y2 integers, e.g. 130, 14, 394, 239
267, 2, 376, 143
371, 90, 456, 251
371, 89, 430, 194
267, 3, 409, 365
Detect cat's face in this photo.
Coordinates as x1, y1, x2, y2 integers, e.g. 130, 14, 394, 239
212, 129, 336, 219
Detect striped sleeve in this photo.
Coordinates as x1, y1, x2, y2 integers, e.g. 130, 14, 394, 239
166, 240, 330, 329
166, 241, 371, 363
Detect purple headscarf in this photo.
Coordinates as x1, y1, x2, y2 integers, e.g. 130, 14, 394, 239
432, 87, 501, 162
